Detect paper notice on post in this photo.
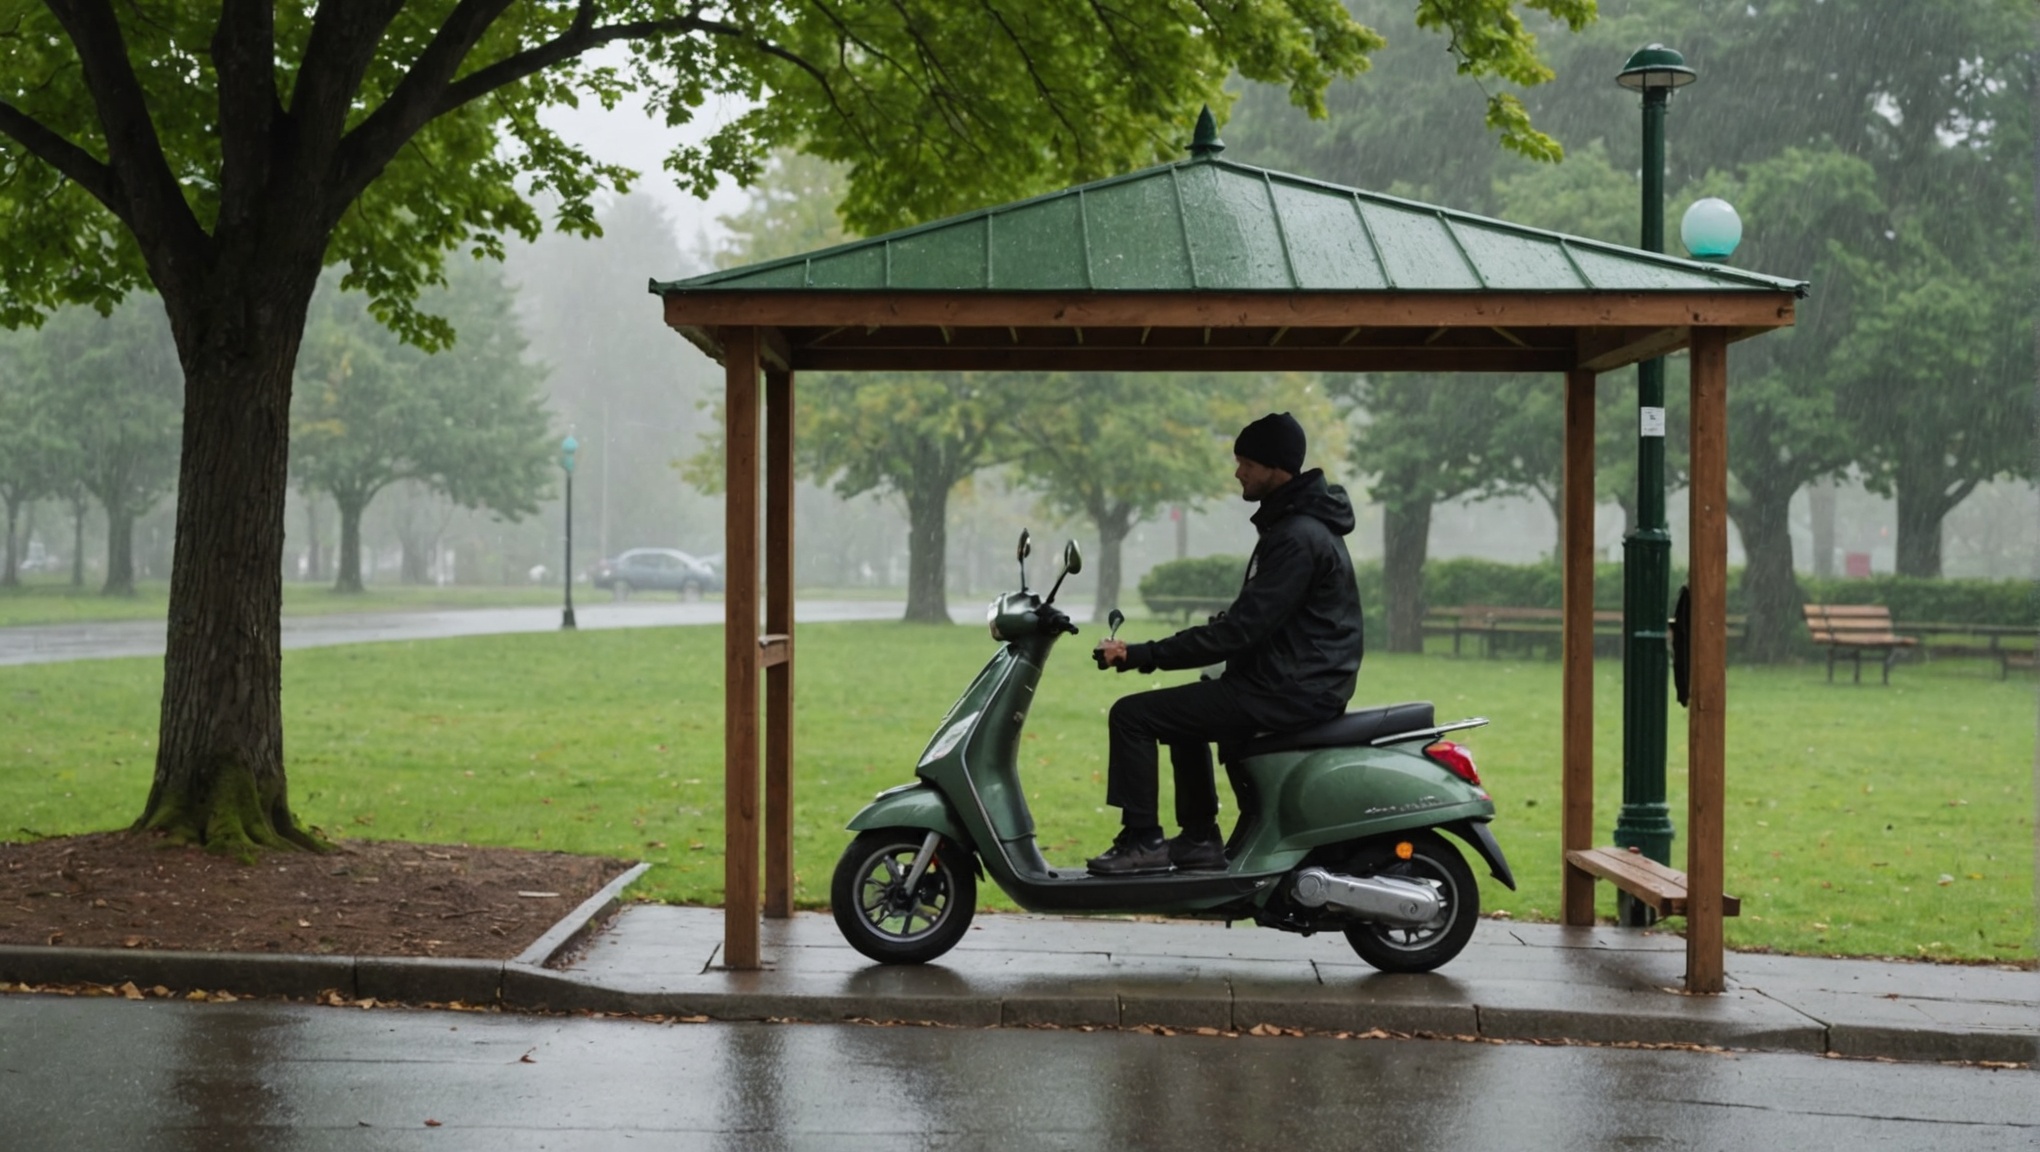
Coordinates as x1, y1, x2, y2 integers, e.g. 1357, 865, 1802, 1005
1640, 407, 1667, 437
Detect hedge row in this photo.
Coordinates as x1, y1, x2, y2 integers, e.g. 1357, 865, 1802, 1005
1138, 555, 2036, 627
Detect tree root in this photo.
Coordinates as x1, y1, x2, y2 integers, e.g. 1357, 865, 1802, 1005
136, 759, 326, 860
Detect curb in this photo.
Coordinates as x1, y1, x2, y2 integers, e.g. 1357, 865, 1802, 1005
0, 861, 652, 1009
3, 918, 2030, 1067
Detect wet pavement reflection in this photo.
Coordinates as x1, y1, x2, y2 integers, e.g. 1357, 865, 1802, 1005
3, 995, 2034, 1150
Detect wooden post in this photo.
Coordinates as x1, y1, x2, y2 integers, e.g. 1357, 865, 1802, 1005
1561, 369, 1598, 926
1685, 328, 1729, 993
722, 329, 761, 969
764, 368, 796, 919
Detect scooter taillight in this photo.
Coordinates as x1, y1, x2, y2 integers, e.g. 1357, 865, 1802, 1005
1425, 740, 1480, 786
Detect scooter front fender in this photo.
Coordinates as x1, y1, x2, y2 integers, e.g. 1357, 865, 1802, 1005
846, 783, 973, 850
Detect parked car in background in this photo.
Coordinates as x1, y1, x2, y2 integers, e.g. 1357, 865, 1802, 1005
589, 548, 723, 600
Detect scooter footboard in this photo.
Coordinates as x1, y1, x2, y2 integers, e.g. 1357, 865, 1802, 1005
846, 782, 974, 851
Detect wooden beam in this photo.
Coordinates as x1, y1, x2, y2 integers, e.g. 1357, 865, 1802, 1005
758, 327, 794, 372
1561, 368, 1598, 927
1575, 326, 1693, 373
665, 289, 1801, 333
793, 347, 1573, 374
1685, 327, 1730, 994
722, 329, 761, 969
764, 367, 796, 920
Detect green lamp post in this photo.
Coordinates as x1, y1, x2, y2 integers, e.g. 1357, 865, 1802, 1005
1613, 44, 1695, 924
560, 433, 579, 632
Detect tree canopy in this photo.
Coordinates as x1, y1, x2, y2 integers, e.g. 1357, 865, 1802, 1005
0, 0, 1599, 851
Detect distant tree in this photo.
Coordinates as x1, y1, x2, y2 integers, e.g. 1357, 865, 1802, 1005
512, 192, 718, 558
27, 299, 184, 596
1838, 274, 2035, 578
1342, 376, 1503, 651
797, 371, 1030, 622
0, 340, 64, 587
699, 153, 1011, 623
1011, 374, 1246, 617
291, 264, 554, 593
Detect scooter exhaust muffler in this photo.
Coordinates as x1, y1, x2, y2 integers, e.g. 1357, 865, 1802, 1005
1291, 867, 1443, 927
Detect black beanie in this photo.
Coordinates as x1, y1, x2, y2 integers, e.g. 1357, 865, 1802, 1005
1233, 412, 1306, 475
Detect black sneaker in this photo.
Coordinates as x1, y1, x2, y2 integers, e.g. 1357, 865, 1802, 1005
1087, 829, 1170, 875
1167, 829, 1227, 872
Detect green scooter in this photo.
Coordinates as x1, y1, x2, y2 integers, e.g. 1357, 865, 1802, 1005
832, 532, 1515, 973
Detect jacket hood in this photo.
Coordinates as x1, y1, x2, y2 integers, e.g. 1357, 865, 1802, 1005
1252, 469, 1356, 537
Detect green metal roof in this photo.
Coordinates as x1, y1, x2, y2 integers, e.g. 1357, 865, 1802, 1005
654, 155, 1807, 298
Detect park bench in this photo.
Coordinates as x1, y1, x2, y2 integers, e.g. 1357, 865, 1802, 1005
1423, 605, 1620, 658
1424, 605, 1742, 659
1896, 622, 2037, 680
1564, 845, 1741, 919
1803, 603, 1917, 684
1142, 594, 1233, 623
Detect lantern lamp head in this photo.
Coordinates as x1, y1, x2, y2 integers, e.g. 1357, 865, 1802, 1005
1681, 198, 1742, 260
560, 434, 579, 474
1615, 43, 1697, 91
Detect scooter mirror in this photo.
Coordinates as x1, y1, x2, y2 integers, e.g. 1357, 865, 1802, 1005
1107, 609, 1125, 639
1061, 539, 1082, 575
1016, 530, 1032, 564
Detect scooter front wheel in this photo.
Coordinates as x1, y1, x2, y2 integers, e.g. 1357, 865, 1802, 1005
831, 829, 977, 964
1341, 830, 1480, 974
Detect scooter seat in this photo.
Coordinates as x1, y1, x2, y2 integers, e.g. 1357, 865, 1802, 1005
1223, 701, 1436, 762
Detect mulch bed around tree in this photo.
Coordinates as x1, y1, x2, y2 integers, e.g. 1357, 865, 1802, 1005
0, 831, 632, 960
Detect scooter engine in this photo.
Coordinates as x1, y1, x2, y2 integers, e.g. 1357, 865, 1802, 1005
1290, 867, 1443, 927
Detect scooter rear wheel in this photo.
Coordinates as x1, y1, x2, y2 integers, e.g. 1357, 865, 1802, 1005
832, 829, 977, 964
1340, 830, 1480, 974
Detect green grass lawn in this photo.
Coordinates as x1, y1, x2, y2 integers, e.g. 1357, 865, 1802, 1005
0, 619, 2031, 963
0, 578, 568, 627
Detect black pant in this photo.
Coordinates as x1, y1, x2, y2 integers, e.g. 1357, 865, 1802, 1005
1105, 679, 1266, 831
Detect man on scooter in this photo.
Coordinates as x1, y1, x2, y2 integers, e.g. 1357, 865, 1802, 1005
1089, 412, 1364, 874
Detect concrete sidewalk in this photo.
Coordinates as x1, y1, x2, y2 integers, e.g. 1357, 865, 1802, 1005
5, 903, 2032, 1065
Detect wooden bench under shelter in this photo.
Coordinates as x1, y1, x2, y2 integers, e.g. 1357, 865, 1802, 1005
1803, 603, 1916, 683
1564, 846, 1740, 919
652, 111, 1806, 994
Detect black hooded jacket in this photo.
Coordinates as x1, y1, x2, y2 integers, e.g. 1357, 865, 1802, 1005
1124, 469, 1364, 730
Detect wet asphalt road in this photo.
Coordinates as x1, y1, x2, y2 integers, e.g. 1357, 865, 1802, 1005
2, 995, 2033, 1151
0, 599, 957, 667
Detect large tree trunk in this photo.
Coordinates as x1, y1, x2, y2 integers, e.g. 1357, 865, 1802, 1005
1382, 499, 1432, 653
1730, 481, 1804, 664
102, 503, 137, 596
333, 493, 368, 594
1893, 477, 1961, 578
138, 270, 319, 854
1090, 505, 1133, 618
399, 525, 432, 584
902, 484, 950, 623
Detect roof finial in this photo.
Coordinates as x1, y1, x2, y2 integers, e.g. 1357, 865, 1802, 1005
1188, 105, 1225, 159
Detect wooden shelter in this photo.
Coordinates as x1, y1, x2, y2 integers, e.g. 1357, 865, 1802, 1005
652, 131, 1805, 993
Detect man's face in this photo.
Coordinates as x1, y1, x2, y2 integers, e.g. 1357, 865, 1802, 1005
1234, 456, 1289, 502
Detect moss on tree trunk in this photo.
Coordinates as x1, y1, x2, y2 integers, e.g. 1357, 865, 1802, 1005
136, 755, 322, 858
